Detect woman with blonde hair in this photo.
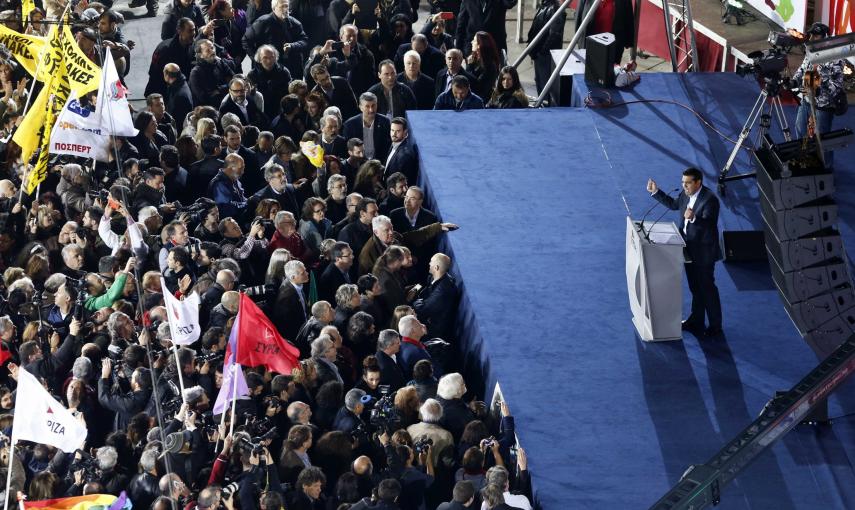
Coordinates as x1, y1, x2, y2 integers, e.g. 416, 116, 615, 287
193, 118, 217, 159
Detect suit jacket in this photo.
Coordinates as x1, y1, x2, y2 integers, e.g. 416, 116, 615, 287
435, 68, 477, 97
375, 349, 406, 391
399, 340, 431, 379
313, 77, 359, 120
384, 138, 420, 185
165, 76, 194, 129
273, 280, 309, 341
318, 262, 352, 304
389, 207, 438, 233
220, 96, 270, 130
413, 273, 459, 340
652, 185, 721, 265
229, 145, 264, 195
367, 82, 417, 118
456, 0, 518, 52
343, 114, 392, 162
434, 90, 485, 111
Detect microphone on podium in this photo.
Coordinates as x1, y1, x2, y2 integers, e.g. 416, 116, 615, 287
638, 187, 679, 242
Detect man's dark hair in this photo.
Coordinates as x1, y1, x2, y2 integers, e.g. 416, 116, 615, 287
100, 9, 122, 24
356, 197, 377, 216
99, 255, 117, 274
274, 135, 298, 155
377, 478, 401, 503
146, 93, 163, 106
412, 359, 433, 380
19, 341, 38, 363
451, 75, 470, 89
133, 368, 153, 391
124, 344, 147, 368
176, 17, 194, 32
169, 246, 191, 268
378, 59, 396, 73
201, 327, 223, 349
246, 372, 264, 390
331, 241, 351, 260
347, 138, 364, 151
143, 167, 165, 181
122, 158, 139, 175
309, 63, 328, 78
391, 117, 408, 130
224, 125, 242, 137
386, 172, 407, 189
86, 205, 104, 222
199, 242, 221, 259
296, 466, 326, 489
259, 491, 282, 510
683, 167, 703, 182
271, 374, 293, 395
356, 273, 377, 294
159, 145, 180, 169
281, 94, 301, 115
201, 135, 222, 156
452, 480, 475, 503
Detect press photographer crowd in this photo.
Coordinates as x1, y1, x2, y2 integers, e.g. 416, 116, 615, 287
0, 0, 549, 505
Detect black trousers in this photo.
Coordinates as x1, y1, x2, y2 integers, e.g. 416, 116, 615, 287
685, 260, 722, 329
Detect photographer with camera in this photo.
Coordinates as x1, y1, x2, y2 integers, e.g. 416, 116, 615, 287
334, 388, 369, 436
232, 430, 285, 510
378, 429, 435, 510
793, 22, 847, 170
98, 358, 153, 431
15, 317, 83, 393
98, 201, 150, 260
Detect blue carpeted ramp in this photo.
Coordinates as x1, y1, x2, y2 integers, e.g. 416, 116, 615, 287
407, 73, 855, 509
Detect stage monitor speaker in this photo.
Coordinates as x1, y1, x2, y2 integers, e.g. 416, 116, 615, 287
761, 197, 838, 241
770, 259, 850, 302
804, 315, 855, 360
757, 163, 835, 210
722, 230, 767, 262
782, 285, 855, 335
584, 33, 616, 87
765, 229, 845, 272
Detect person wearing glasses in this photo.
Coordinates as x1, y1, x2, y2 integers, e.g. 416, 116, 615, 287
220, 77, 270, 130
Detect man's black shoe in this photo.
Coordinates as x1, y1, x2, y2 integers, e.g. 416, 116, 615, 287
682, 320, 703, 331
129, 0, 145, 7
704, 326, 723, 337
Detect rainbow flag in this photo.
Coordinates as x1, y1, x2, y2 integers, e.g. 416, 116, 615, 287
23, 492, 132, 510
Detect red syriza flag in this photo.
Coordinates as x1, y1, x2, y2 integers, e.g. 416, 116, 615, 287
234, 293, 300, 374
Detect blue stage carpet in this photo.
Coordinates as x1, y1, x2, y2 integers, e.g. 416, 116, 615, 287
407, 73, 855, 509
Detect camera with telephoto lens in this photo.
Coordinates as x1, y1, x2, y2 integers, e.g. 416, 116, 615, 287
162, 396, 184, 418
413, 436, 433, 454
196, 351, 224, 364
239, 283, 274, 299
176, 198, 216, 226
369, 387, 400, 434
735, 30, 802, 81
70, 450, 102, 482
242, 412, 276, 437
237, 427, 278, 455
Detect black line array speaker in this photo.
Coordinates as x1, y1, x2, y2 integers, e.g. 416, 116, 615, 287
757, 140, 853, 361
584, 33, 616, 88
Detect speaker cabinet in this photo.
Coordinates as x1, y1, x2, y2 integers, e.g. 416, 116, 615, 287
756, 153, 835, 209
770, 259, 850, 302
765, 229, 845, 273
782, 285, 855, 335
761, 197, 838, 241
584, 33, 616, 88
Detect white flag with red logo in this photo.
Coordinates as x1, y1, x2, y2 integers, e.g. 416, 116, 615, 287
161, 279, 201, 345
13, 368, 87, 452
94, 51, 137, 137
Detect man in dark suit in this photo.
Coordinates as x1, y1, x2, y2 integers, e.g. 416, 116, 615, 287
398, 50, 437, 111
189, 135, 225, 201
223, 125, 264, 195
319, 242, 355, 303
219, 77, 270, 130
437, 481, 476, 510
435, 49, 477, 98
384, 117, 420, 185
414, 253, 459, 340
390, 186, 438, 233
648, 167, 722, 336
310, 63, 359, 121
455, 0, 518, 54
246, 164, 305, 221
395, 34, 445, 81
343, 93, 392, 162
272, 260, 311, 341
368, 61, 418, 119
163, 63, 194, 130
375, 329, 406, 391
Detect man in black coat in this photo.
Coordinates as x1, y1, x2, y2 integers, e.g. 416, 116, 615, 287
384, 117, 419, 185
455, 0, 518, 53
333, 389, 367, 434
247, 45, 293, 118
394, 34, 445, 81
389, 186, 437, 233
375, 329, 406, 391
337, 198, 378, 259
219, 77, 270, 130
189, 135, 225, 201
436, 481, 476, 510
19, 319, 81, 392
319, 241, 355, 303
333, 24, 378, 95
648, 168, 722, 336
222, 125, 263, 195
398, 50, 436, 111
98, 360, 153, 431
435, 49, 476, 97
413, 253, 459, 340
163, 63, 194, 129
146, 18, 197, 96
272, 260, 311, 341
245, 164, 307, 220
189, 39, 235, 107
311, 63, 360, 121
242, 0, 309, 80
368, 61, 417, 119
528, 0, 566, 98
343, 94, 392, 161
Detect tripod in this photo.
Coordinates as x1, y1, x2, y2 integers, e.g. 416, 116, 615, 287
718, 77, 792, 193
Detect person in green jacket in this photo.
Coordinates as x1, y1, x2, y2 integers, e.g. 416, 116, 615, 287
85, 257, 136, 311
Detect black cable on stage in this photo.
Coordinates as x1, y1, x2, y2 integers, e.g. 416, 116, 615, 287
583, 89, 756, 154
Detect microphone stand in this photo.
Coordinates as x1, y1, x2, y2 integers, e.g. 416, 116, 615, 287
638, 188, 679, 243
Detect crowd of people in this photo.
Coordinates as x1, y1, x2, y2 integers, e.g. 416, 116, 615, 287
0, 0, 550, 507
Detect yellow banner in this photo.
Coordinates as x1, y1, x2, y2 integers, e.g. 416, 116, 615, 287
0, 24, 45, 77
22, 0, 35, 26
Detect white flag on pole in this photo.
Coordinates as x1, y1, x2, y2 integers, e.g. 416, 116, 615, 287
161, 279, 202, 345
13, 368, 87, 452
95, 51, 138, 137
49, 91, 111, 162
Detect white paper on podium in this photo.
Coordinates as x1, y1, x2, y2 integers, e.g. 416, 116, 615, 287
647, 223, 684, 245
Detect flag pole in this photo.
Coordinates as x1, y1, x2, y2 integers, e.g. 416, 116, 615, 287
228, 296, 242, 438
172, 344, 187, 402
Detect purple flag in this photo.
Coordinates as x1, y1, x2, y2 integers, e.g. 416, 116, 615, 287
213, 312, 249, 415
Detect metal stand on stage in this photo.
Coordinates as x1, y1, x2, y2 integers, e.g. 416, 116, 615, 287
717, 77, 791, 193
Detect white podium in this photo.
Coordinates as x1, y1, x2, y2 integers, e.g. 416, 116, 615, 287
625, 217, 686, 341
